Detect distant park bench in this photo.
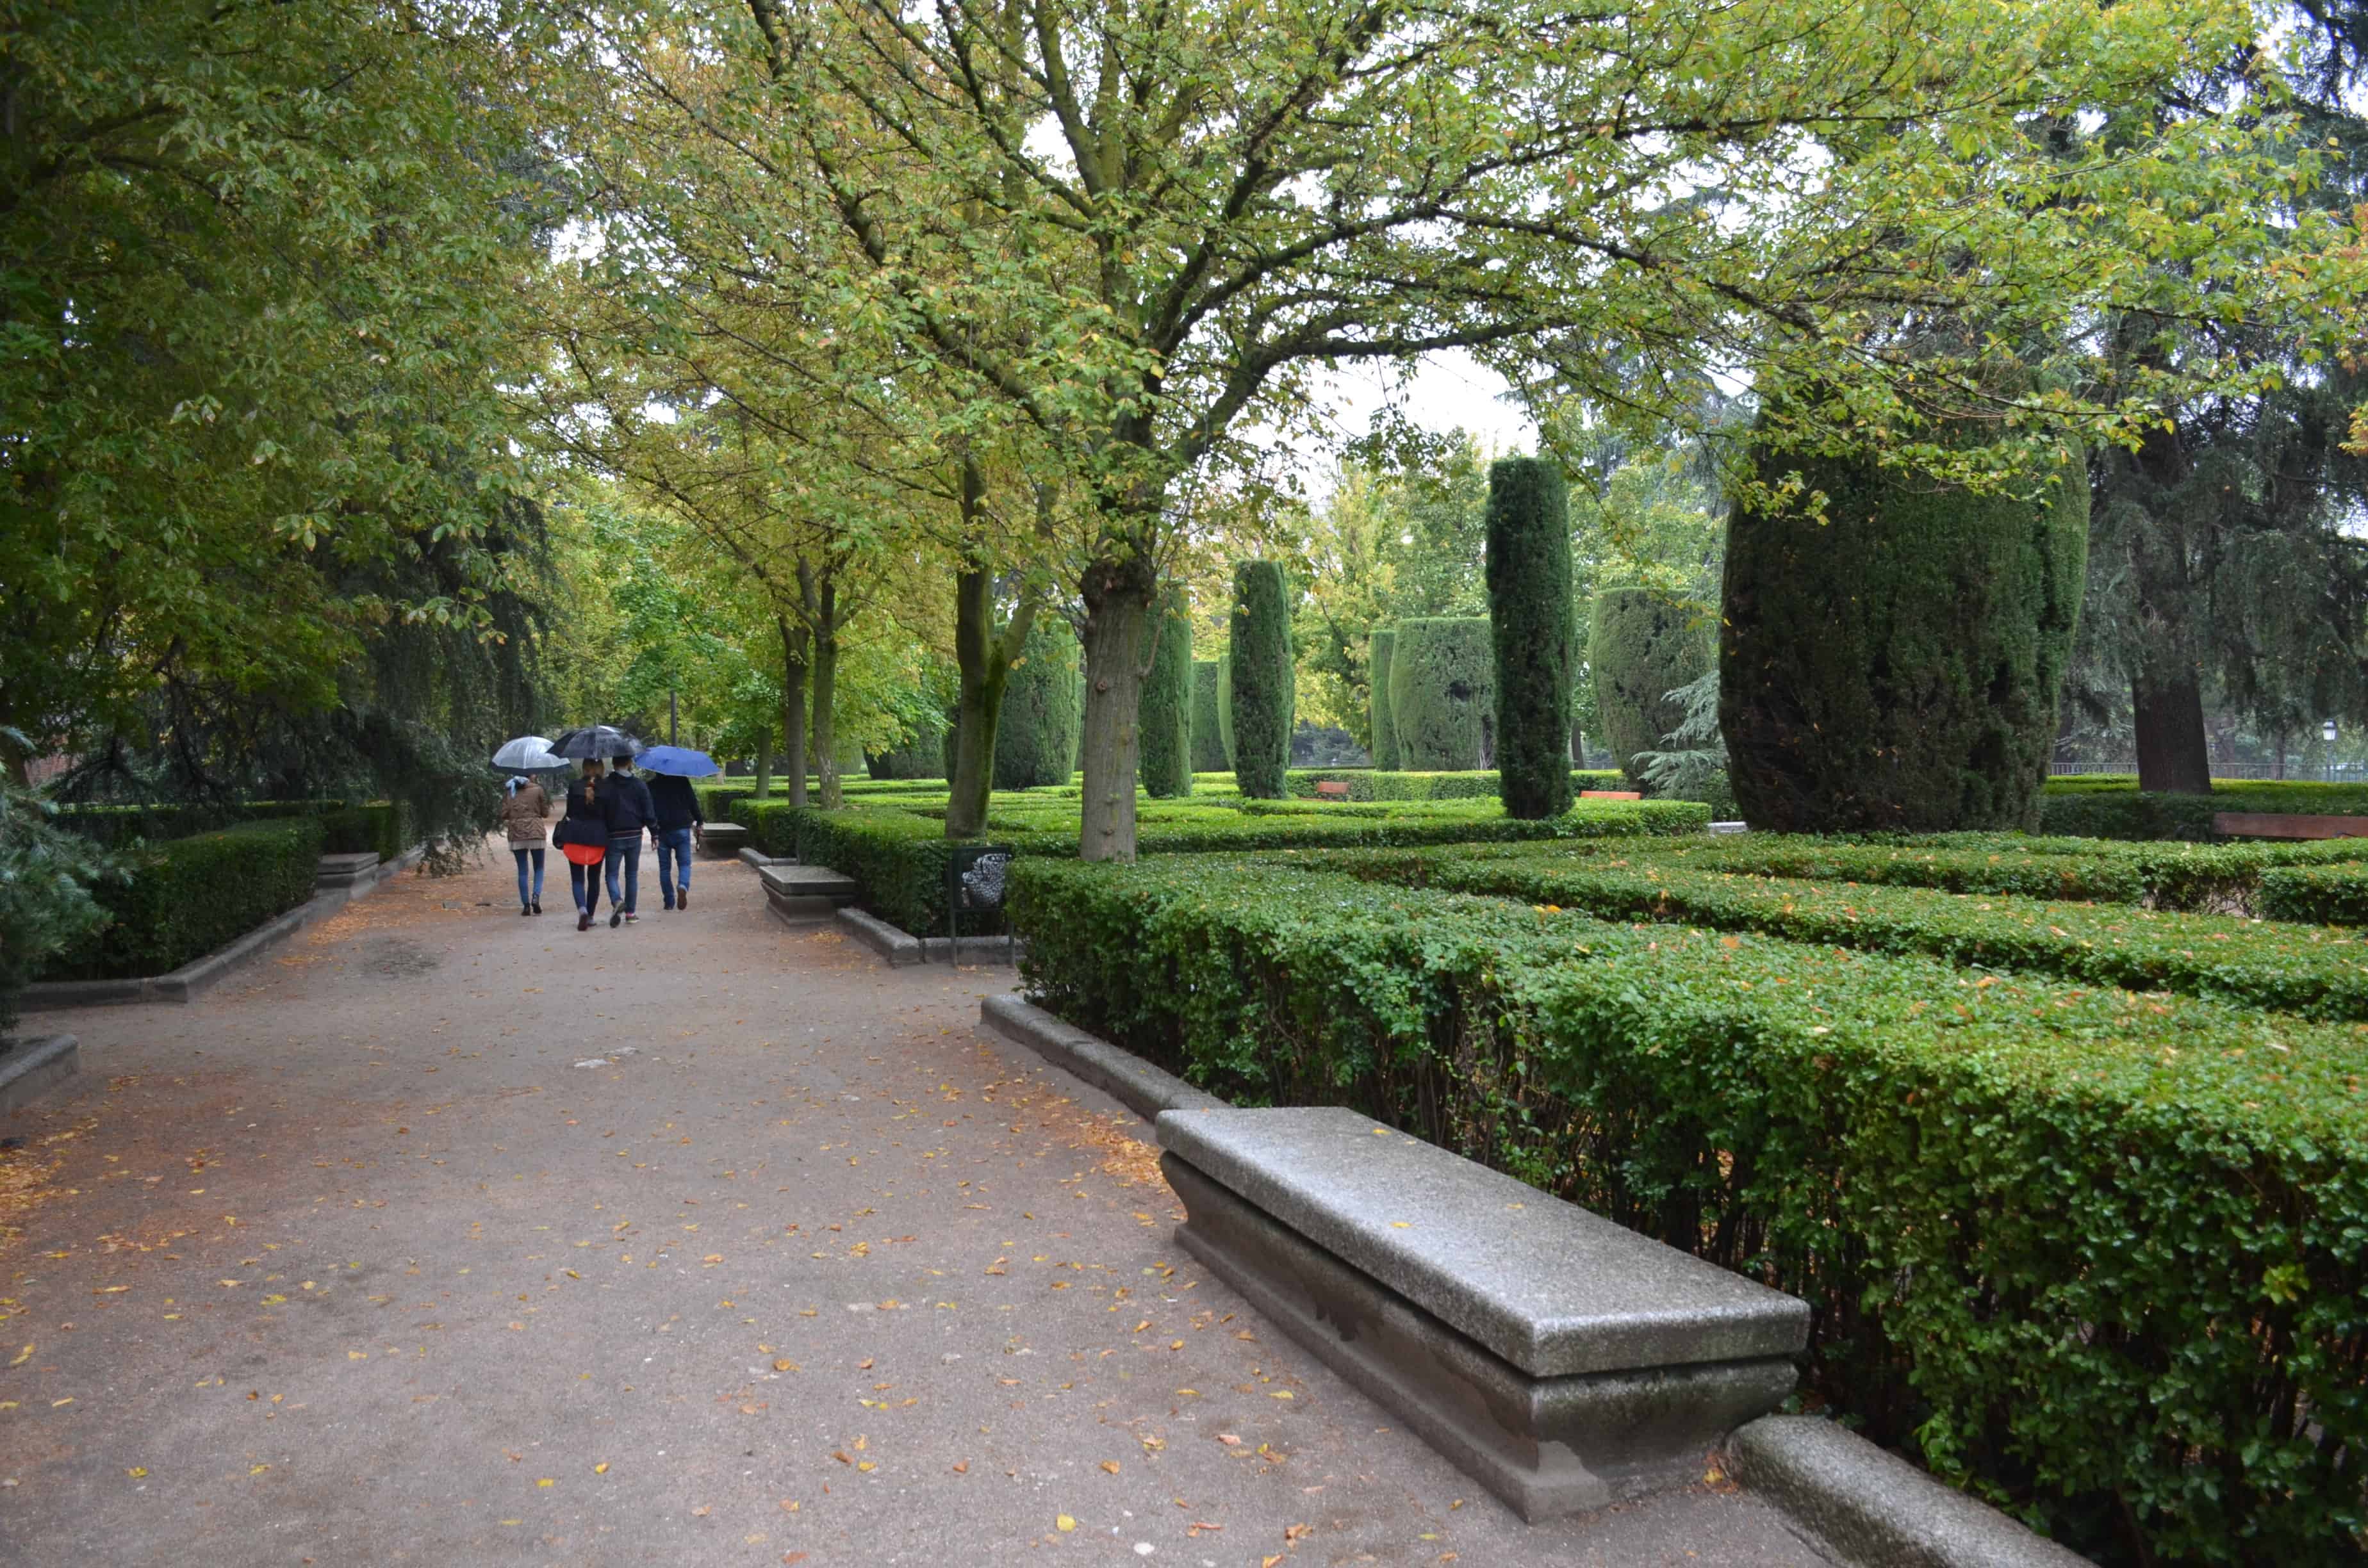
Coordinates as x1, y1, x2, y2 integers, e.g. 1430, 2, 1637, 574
1580, 788, 1643, 801
2214, 812, 2368, 840
1313, 780, 1352, 799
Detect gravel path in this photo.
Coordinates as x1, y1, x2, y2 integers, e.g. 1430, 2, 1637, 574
3, 842, 1825, 1567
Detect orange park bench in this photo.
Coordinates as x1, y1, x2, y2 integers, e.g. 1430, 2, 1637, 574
1580, 788, 1643, 801
1313, 781, 1353, 799
2214, 812, 2368, 840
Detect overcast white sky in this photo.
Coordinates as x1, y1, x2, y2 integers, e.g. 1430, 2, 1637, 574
1287, 349, 1540, 496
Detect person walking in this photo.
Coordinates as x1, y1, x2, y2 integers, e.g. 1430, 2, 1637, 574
555, 759, 612, 931
602, 753, 658, 927
645, 767, 705, 911
500, 774, 550, 915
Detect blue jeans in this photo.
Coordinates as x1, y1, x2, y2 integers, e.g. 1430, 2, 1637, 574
604, 835, 642, 913
570, 858, 602, 915
656, 827, 694, 904
512, 847, 545, 906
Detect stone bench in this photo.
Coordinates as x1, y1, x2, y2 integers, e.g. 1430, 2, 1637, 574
2213, 810, 2368, 840
699, 822, 750, 858
315, 851, 381, 892
1156, 1105, 1807, 1522
759, 863, 859, 922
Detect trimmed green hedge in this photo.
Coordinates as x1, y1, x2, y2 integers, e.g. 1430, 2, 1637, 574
2259, 863, 2368, 926
1487, 456, 1575, 817
1722, 436, 2087, 833
1286, 768, 1628, 801
994, 619, 1080, 790
1190, 661, 1228, 774
1368, 627, 1401, 770
1213, 651, 1235, 770
779, 797, 1709, 933
2039, 780, 2368, 841
1007, 856, 2368, 1565
1588, 587, 1711, 785
1389, 616, 1494, 770
42, 818, 325, 981
1140, 587, 1195, 798
1229, 560, 1294, 797
1328, 842, 2368, 1020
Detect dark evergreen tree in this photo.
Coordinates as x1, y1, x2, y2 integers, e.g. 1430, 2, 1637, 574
1190, 660, 1228, 773
1722, 436, 2087, 832
1367, 628, 1401, 770
1590, 588, 1714, 786
1214, 651, 1235, 768
1485, 458, 1575, 817
992, 619, 1080, 789
1138, 586, 1194, 797
1228, 561, 1294, 797
1388, 617, 1495, 769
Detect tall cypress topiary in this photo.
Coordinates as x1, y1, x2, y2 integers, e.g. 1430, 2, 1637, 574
1722, 434, 2087, 832
1190, 660, 1228, 773
1228, 560, 1294, 797
992, 619, 1081, 790
1590, 588, 1714, 787
1484, 457, 1575, 817
1367, 628, 1401, 771
1388, 617, 1495, 769
1139, 585, 1194, 797
1214, 652, 1235, 768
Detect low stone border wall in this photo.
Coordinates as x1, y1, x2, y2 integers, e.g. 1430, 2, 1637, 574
0, 1034, 78, 1117
21, 843, 425, 1013
978, 992, 2095, 1561
1729, 1417, 2087, 1568
834, 907, 1020, 968
978, 995, 1221, 1117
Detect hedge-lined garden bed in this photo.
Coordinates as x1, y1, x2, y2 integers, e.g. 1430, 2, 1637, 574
55, 797, 410, 861
39, 818, 325, 981
1322, 841, 2368, 1019
748, 796, 1711, 933
1005, 855, 2368, 1565
2038, 778, 2368, 841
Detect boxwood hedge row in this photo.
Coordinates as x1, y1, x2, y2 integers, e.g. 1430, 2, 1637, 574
764, 797, 1709, 932
1324, 842, 2368, 1020
40, 818, 325, 981
1006, 856, 2368, 1567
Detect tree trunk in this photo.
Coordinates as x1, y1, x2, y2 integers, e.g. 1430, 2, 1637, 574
809, 571, 841, 810
752, 721, 773, 801
946, 583, 1041, 838
1078, 555, 1156, 862
779, 616, 810, 809
2132, 653, 2212, 794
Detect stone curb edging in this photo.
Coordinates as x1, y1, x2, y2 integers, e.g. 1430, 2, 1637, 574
21, 842, 427, 1013
0, 1034, 79, 1116
737, 847, 790, 870
975, 995, 2089, 1562
978, 994, 1226, 1119
830, 906, 1022, 967
1727, 1417, 2091, 1568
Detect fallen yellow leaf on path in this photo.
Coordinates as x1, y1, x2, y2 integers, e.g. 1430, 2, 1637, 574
537, 1478, 554, 1487
126, 1467, 147, 1478
1056, 1515, 1076, 1533
1099, 1460, 1121, 1474
8, 1344, 29, 1367
593, 1462, 609, 1475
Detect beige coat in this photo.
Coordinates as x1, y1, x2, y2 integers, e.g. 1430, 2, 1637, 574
500, 781, 550, 845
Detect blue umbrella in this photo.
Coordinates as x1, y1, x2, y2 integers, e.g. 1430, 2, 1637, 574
636, 744, 721, 778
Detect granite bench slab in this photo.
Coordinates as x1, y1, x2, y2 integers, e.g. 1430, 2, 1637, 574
1156, 1105, 1807, 1521
699, 822, 751, 858
759, 863, 860, 922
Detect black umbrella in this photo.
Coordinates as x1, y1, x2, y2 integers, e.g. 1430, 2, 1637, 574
547, 726, 644, 762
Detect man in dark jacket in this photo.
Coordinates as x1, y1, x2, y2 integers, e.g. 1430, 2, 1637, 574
645, 770, 705, 911
601, 755, 659, 927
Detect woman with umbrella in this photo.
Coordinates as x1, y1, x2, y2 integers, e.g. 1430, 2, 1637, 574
545, 727, 641, 931
491, 737, 569, 917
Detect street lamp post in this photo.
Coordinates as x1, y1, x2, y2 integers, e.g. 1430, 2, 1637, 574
2324, 719, 2339, 783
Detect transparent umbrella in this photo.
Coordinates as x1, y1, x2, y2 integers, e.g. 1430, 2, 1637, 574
490, 735, 571, 772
